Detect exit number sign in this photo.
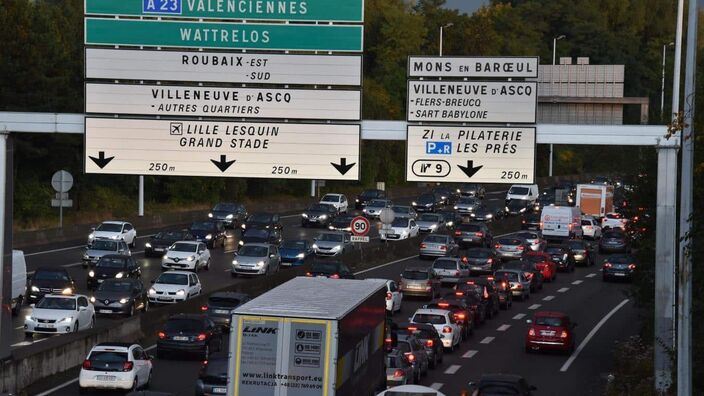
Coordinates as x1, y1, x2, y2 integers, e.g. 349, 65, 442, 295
143, 0, 181, 14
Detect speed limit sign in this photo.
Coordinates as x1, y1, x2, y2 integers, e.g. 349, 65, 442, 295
350, 216, 371, 237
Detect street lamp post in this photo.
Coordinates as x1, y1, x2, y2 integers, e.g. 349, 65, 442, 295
549, 35, 566, 177
439, 23, 454, 56
661, 42, 675, 118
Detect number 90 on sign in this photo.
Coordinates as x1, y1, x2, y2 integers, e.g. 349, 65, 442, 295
350, 216, 371, 237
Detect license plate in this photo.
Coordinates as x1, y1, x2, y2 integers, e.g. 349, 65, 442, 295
540, 330, 556, 336
472, 266, 484, 270
173, 336, 189, 341
213, 387, 227, 394
154, 248, 164, 252
158, 297, 173, 302
214, 309, 229, 314
99, 309, 112, 314
97, 279, 104, 283
388, 234, 398, 237
42, 323, 55, 328
97, 375, 116, 381
613, 273, 626, 277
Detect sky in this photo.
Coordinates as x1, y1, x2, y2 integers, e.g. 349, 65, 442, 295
444, 0, 489, 14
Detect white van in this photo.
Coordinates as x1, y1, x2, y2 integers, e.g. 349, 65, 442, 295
11, 250, 27, 315
506, 184, 539, 204
541, 206, 582, 240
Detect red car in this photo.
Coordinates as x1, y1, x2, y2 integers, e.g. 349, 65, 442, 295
525, 311, 576, 354
524, 252, 557, 282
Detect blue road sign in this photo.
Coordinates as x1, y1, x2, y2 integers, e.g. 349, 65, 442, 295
143, 0, 182, 15
426, 141, 452, 155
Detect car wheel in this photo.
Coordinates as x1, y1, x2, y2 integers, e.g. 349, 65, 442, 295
145, 370, 152, 389
128, 304, 135, 317
11, 295, 22, 316
73, 322, 79, 333
205, 259, 211, 271
131, 378, 138, 392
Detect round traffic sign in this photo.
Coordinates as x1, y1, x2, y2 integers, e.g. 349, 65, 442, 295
350, 216, 371, 237
379, 208, 395, 225
51, 170, 73, 193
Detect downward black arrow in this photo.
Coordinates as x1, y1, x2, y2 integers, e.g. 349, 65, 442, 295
89, 151, 114, 169
210, 155, 236, 172
457, 160, 483, 178
331, 158, 356, 175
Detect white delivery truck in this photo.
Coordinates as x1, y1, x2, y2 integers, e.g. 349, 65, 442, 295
227, 277, 387, 396
540, 206, 582, 240
11, 250, 27, 315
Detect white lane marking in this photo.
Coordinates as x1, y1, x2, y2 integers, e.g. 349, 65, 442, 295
557, 287, 570, 293
430, 383, 444, 390
543, 295, 555, 301
61, 262, 83, 268
15, 326, 23, 330
528, 304, 541, 310
25, 235, 154, 257
497, 324, 511, 332
586, 273, 597, 278
353, 255, 419, 275
444, 365, 461, 374
480, 336, 494, 344
462, 350, 478, 358
513, 313, 526, 320
572, 280, 584, 285
560, 299, 630, 372
12, 338, 46, 347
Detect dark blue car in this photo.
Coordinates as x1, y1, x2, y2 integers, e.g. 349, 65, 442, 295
279, 240, 311, 266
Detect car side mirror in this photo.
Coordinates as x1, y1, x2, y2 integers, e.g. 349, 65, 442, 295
270, 254, 275, 258
79, 306, 87, 311
150, 279, 156, 284
468, 381, 477, 388
148, 354, 155, 360
91, 227, 96, 231
122, 230, 128, 233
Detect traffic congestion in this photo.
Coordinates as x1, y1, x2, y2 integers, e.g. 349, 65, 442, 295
10, 176, 646, 396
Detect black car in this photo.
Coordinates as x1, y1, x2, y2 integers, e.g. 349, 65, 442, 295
202, 292, 251, 328
92, 278, 149, 317
457, 183, 485, 198
305, 260, 355, 279
436, 209, 462, 230
195, 352, 228, 396
238, 228, 282, 249
355, 189, 386, 209
599, 229, 630, 254
27, 268, 76, 304
505, 199, 533, 216
566, 239, 596, 266
87, 255, 141, 290
486, 273, 513, 309
521, 213, 541, 231
545, 244, 576, 272
241, 212, 283, 232
329, 214, 355, 232
450, 287, 487, 325
432, 187, 458, 205
602, 254, 638, 281
469, 276, 502, 316
470, 204, 499, 222
396, 322, 444, 368
301, 204, 338, 227
469, 374, 537, 396
189, 220, 226, 249
454, 223, 492, 248
412, 193, 439, 213
208, 202, 247, 228
534, 193, 556, 211
157, 314, 223, 360
501, 260, 544, 292
464, 248, 497, 274
425, 298, 474, 340
145, 230, 195, 257
454, 278, 499, 320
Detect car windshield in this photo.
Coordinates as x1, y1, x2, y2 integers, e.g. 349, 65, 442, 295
581, 220, 593, 226
458, 197, 478, 204
98, 280, 135, 292
249, 214, 273, 222
459, 224, 481, 232
190, 222, 213, 231
395, 341, 412, 354
604, 231, 624, 238
311, 262, 340, 273
368, 200, 388, 207
96, 256, 128, 268
318, 233, 344, 242
321, 195, 340, 203
156, 231, 186, 240
526, 255, 547, 263
34, 270, 70, 281
156, 273, 188, 285
467, 249, 491, 258
419, 214, 441, 222
281, 240, 306, 250
413, 314, 447, 325
171, 242, 197, 253
391, 219, 409, 227
516, 233, 538, 240
209, 296, 244, 308
606, 213, 622, 219
508, 187, 529, 195
391, 206, 409, 214
497, 238, 522, 246
433, 260, 457, 270
402, 270, 429, 280
96, 223, 122, 232
508, 200, 527, 208
360, 190, 377, 198
424, 235, 447, 243
36, 297, 75, 310
608, 255, 633, 264
307, 204, 329, 212
88, 351, 129, 372
495, 271, 518, 281
535, 316, 564, 327
244, 229, 269, 239
545, 247, 566, 254
165, 318, 205, 332
91, 240, 118, 251
417, 194, 434, 203
385, 355, 405, 368
213, 203, 236, 211
238, 245, 268, 257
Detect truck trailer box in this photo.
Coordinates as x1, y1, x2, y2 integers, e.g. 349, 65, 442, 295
227, 277, 387, 396
576, 184, 614, 218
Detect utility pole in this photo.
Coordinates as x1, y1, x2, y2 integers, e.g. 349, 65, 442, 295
549, 35, 566, 177
439, 23, 453, 56
677, 0, 697, 394
661, 42, 674, 118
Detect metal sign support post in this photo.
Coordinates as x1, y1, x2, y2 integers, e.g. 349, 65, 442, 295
0, 133, 12, 360
139, 176, 144, 217
58, 172, 64, 228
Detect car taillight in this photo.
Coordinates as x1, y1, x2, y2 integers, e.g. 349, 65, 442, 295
568, 223, 574, 230
455, 313, 466, 320
305, 272, 313, 277
385, 337, 393, 345
455, 271, 460, 276
455, 230, 461, 236
197, 333, 207, 341
393, 369, 405, 378
406, 353, 416, 362
200, 305, 208, 312
629, 264, 637, 270
438, 302, 449, 308
518, 246, 525, 251
442, 326, 452, 333
420, 243, 427, 248
487, 258, 493, 264
462, 256, 468, 263
440, 245, 447, 250
426, 339, 434, 347
330, 274, 340, 279
604, 263, 613, 269
483, 288, 489, 299
501, 281, 508, 288
407, 326, 418, 332
487, 276, 494, 281
475, 232, 483, 237
522, 220, 526, 224
82, 360, 92, 369
525, 272, 533, 279
495, 244, 501, 249
157, 331, 166, 339
528, 328, 536, 336
455, 291, 464, 297
466, 280, 475, 285
122, 361, 134, 372
560, 330, 569, 338
386, 292, 392, 300
539, 222, 543, 229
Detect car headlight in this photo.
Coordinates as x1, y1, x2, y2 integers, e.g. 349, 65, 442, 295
331, 245, 341, 252
425, 203, 432, 207
412, 202, 417, 206
430, 224, 437, 229
163, 254, 169, 259
241, 223, 247, 229
232, 260, 238, 265
145, 242, 152, 248
90, 296, 96, 303
505, 207, 509, 211
149, 288, 156, 295
111, 235, 119, 240
456, 189, 461, 193
239, 240, 244, 246
26, 315, 33, 321
447, 221, 454, 226
319, 215, 328, 220
205, 234, 213, 240
119, 298, 129, 304
355, 199, 360, 202
88, 233, 95, 240
312, 244, 319, 249
208, 213, 213, 218
470, 213, 476, 217
115, 272, 124, 279
296, 253, 305, 259
256, 261, 265, 267
186, 256, 195, 261
88, 271, 95, 277
487, 214, 493, 218
176, 289, 186, 296
61, 288, 73, 295
59, 317, 73, 324
520, 208, 526, 213
302, 213, 309, 218
31, 286, 39, 292
226, 214, 234, 219
83, 253, 89, 259
563, 254, 568, 260
453, 206, 458, 210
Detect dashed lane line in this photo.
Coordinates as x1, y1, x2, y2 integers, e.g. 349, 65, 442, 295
586, 273, 597, 278
497, 324, 511, 332
572, 280, 584, 285
444, 365, 461, 375
480, 336, 495, 344
528, 304, 541, 310
557, 287, 570, 293
513, 313, 527, 320
543, 295, 555, 301
462, 350, 478, 358
430, 383, 444, 390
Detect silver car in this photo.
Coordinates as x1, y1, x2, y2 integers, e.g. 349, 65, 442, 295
231, 243, 281, 276
515, 231, 545, 252
420, 234, 458, 259
432, 257, 469, 284
494, 237, 529, 261
83, 238, 130, 268
312, 232, 351, 257
416, 213, 445, 233
495, 269, 531, 300
391, 205, 418, 220
454, 197, 481, 215
457, 183, 485, 198
363, 199, 392, 219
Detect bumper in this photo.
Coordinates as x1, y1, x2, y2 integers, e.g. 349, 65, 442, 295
469, 264, 492, 273
79, 376, 134, 391
603, 270, 634, 279
145, 246, 168, 256
381, 234, 406, 241
420, 248, 449, 257
438, 277, 461, 284
157, 340, 207, 354
162, 260, 196, 270
510, 288, 526, 297
497, 252, 523, 260
25, 321, 74, 334
456, 237, 484, 246
281, 257, 305, 266
314, 250, 342, 257
196, 380, 228, 396
231, 265, 266, 275
400, 287, 433, 297
526, 339, 569, 350
413, 207, 434, 213
600, 244, 628, 253
94, 303, 131, 315
87, 277, 110, 289
441, 336, 454, 348
148, 294, 187, 304
522, 224, 540, 230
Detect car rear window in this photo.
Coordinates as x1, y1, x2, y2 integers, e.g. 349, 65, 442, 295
606, 213, 622, 219
458, 224, 481, 232
311, 262, 340, 273
424, 235, 447, 243
535, 316, 564, 327
608, 255, 633, 264
467, 249, 491, 258
433, 260, 458, 270
87, 351, 128, 371
545, 247, 566, 254
495, 271, 518, 281
385, 355, 405, 368
497, 238, 522, 245
165, 318, 205, 332
208, 297, 243, 308
604, 231, 624, 238
402, 270, 429, 280
509, 187, 529, 195
412, 314, 447, 325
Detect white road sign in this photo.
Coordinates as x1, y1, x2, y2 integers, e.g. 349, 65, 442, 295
406, 125, 535, 184
51, 170, 73, 193
407, 81, 537, 124
86, 48, 363, 86
85, 83, 361, 121
408, 56, 539, 78
85, 118, 360, 180
350, 235, 370, 243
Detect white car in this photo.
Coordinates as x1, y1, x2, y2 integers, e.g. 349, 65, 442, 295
88, 221, 137, 248
148, 271, 201, 304
79, 343, 153, 392
581, 216, 603, 239
320, 193, 349, 213
367, 278, 403, 314
161, 241, 211, 271
379, 385, 446, 396
380, 218, 420, 241
602, 212, 627, 230
25, 294, 95, 336
410, 308, 462, 351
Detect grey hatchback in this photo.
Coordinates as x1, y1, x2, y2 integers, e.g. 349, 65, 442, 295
419, 234, 458, 259
432, 257, 470, 285
399, 268, 440, 299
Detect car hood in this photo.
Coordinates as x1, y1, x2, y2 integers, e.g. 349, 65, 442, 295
279, 248, 304, 258
94, 290, 134, 301
303, 210, 329, 216
456, 203, 476, 209
31, 308, 76, 320
32, 279, 72, 289
152, 283, 189, 293
315, 240, 343, 248
86, 248, 118, 256
242, 236, 269, 244
387, 226, 410, 233
235, 255, 267, 265
211, 210, 234, 218
92, 231, 122, 240
93, 267, 126, 277
165, 251, 197, 260
190, 229, 213, 238
416, 220, 440, 228
149, 238, 178, 247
